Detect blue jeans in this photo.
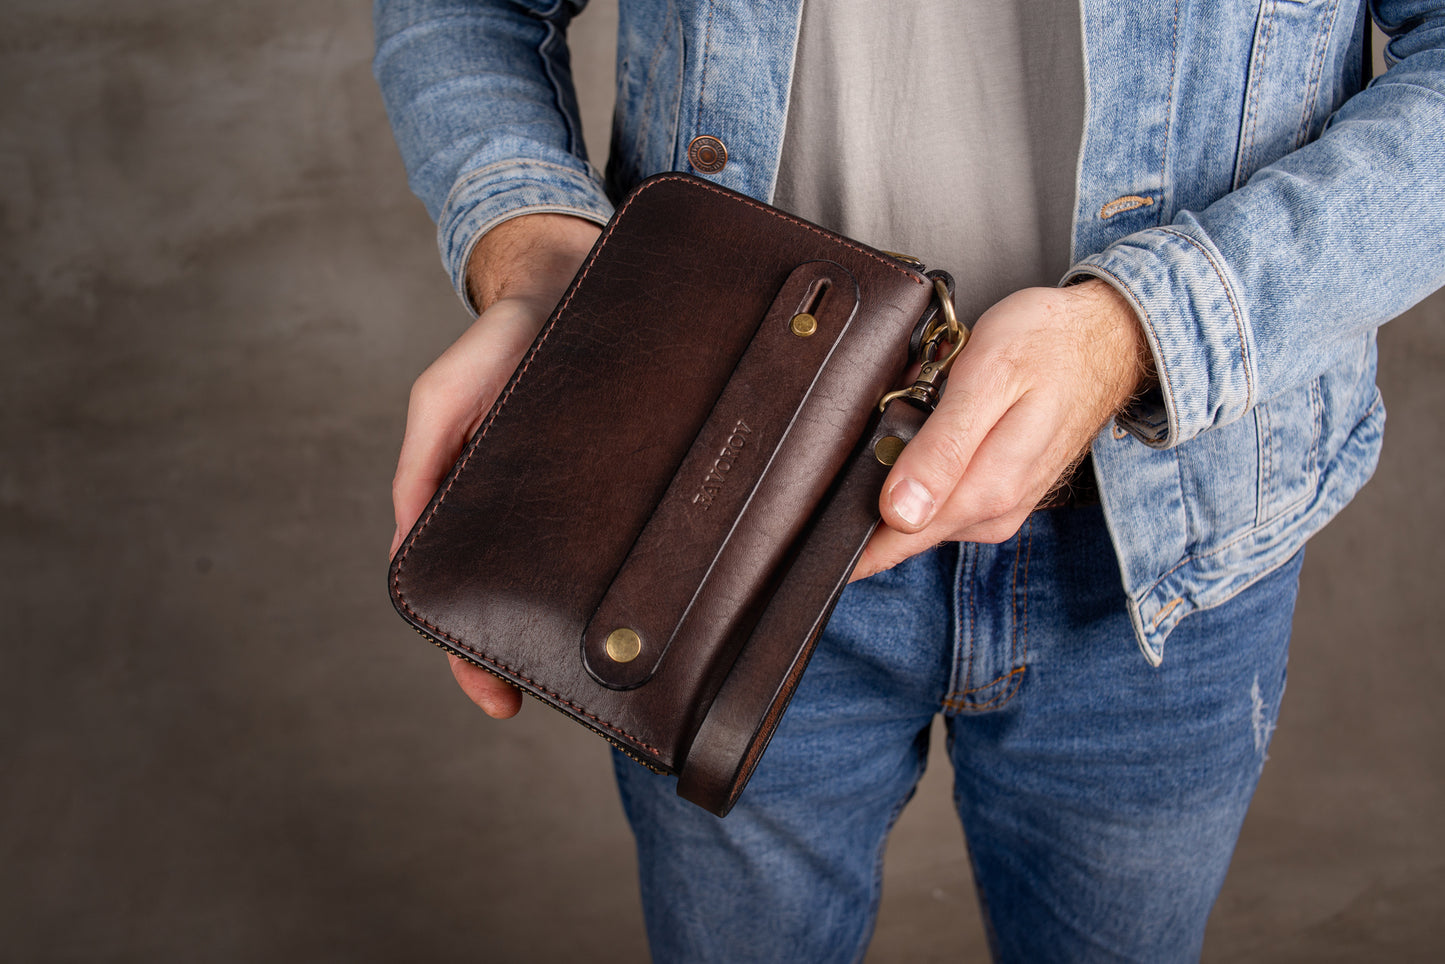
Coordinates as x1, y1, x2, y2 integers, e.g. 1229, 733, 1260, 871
613, 504, 1303, 963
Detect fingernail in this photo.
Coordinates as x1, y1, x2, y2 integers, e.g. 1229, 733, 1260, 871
890, 478, 934, 529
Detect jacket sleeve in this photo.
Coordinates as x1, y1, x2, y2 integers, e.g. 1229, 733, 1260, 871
1071, 1, 1445, 449
373, 0, 614, 312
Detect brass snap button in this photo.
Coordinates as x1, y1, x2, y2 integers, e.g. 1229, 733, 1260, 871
790, 312, 818, 337
873, 436, 905, 466
605, 628, 642, 663
687, 135, 727, 174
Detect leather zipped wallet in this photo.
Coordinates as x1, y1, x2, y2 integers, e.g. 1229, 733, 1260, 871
388, 173, 951, 816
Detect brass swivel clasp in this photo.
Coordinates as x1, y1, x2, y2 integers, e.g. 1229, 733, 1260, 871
878, 277, 968, 413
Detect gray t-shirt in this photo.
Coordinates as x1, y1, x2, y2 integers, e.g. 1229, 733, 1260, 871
771, 0, 1085, 324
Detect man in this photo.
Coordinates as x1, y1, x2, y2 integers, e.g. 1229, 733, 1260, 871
375, 0, 1444, 959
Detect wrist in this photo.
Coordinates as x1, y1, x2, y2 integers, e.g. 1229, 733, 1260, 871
1068, 278, 1156, 402
465, 213, 603, 314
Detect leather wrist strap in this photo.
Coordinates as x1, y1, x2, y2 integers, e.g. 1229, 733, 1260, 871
676, 398, 930, 815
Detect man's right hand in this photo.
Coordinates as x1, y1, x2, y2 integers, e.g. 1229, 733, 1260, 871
390, 213, 602, 719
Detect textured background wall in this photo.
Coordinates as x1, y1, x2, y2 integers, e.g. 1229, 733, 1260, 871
1, 3, 1440, 960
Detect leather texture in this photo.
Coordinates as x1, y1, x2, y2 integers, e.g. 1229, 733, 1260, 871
581, 260, 861, 691
389, 174, 935, 815
674, 398, 930, 814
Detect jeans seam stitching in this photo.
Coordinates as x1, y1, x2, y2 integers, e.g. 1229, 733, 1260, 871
963, 544, 978, 697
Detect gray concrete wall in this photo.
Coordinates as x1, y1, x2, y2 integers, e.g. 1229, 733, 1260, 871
1, 3, 1439, 960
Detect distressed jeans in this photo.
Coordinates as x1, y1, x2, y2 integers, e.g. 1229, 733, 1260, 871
613, 503, 1303, 963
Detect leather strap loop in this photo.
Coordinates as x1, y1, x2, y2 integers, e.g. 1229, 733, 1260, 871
676, 399, 929, 815
582, 262, 861, 689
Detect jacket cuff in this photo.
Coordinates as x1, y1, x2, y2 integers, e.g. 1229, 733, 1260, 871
438, 159, 614, 315
1069, 225, 1255, 448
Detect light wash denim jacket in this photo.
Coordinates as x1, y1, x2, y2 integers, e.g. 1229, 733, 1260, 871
374, 0, 1445, 663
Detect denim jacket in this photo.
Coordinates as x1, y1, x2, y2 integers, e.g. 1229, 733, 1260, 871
374, 0, 1445, 663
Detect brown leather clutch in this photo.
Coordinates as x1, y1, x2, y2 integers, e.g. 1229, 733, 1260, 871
388, 173, 951, 816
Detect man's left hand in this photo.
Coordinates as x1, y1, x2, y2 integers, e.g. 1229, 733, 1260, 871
854, 278, 1152, 580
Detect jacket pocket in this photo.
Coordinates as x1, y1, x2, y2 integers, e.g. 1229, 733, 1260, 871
1232, 0, 1348, 189
1254, 378, 1323, 525
607, 0, 683, 197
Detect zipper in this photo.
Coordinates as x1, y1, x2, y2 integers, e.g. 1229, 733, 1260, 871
881, 249, 927, 271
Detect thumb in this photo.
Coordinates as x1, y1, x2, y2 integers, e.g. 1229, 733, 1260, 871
877, 377, 1000, 535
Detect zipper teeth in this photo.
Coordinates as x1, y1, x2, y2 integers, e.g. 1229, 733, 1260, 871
407, 626, 667, 774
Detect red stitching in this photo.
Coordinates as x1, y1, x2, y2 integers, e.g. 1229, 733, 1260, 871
650, 175, 927, 282
392, 571, 662, 755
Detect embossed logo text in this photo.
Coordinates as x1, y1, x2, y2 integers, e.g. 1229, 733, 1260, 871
692, 419, 753, 510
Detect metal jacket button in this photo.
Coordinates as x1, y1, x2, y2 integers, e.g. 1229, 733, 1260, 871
687, 135, 727, 174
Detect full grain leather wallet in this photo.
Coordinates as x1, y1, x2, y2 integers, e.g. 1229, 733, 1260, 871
388, 173, 950, 816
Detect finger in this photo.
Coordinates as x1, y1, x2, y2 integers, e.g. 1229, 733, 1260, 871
877, 363, 1014, 536
390, 389, 475, 557
851, 526, 928, 582
855, 394, 1061, 579
390, 300, 549, 558
390, 424, 466, 558
942, 388, 1064, 525
449, 655, 524, 719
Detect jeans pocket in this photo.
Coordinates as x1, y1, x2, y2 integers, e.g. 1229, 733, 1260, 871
944, 524, 1033, 713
